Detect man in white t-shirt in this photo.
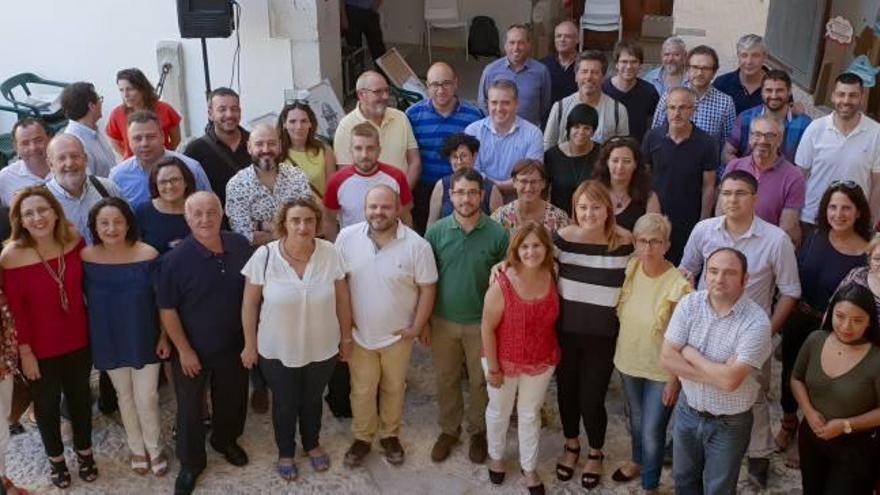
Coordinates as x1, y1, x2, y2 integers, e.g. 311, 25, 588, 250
335, 184, 437, 469
795, 72, 880, 232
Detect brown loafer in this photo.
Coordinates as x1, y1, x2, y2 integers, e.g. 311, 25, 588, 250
469, 433, 488, 464
343, 440, 372, 468
431, 433, 459, 463
379, 436, 405, 466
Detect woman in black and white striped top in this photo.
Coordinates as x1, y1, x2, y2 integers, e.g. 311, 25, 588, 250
553, 180, 633, 490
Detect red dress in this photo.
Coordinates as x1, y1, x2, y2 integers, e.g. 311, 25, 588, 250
105, 100, 182, 158
3, 240, 89, 359
494, 271, 561, 376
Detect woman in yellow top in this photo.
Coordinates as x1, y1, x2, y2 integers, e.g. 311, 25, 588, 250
612, 213, 692, 494
277, 101, 337, 198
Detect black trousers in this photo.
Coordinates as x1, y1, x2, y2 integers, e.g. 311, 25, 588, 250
412, 180, 434, 235
172, 351, 248, 472
344, 5, 386, 60
556, 332, 617, 448
260, 354, 337, 457
28, 346, 93, 457
780, 308, 822, 414
325, 361, 351, 417
798, 421, 878, 495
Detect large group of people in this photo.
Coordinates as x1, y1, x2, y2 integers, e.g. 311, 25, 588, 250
0, 18, 878, 495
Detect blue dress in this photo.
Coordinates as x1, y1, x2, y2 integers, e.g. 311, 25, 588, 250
135, 201, 190, 254
83, 260, 160, 370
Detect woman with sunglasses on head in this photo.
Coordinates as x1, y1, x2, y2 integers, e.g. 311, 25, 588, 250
543, 104, 601, 216
81, 198, 169, 477
0, 187, 95, 489
135, 156, 197, 255
592, 137, 660, 232
106, 68, 181, 158
491, 160, 570, 235
791, 283, 880, 494
278, 101, 337, 198
777, 181, 872, 463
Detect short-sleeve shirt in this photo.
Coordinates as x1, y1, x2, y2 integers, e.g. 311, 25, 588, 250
182, 125, 251, 205
335, 221, 438, 350
105, 101, 181, 159
477, 57, 552, 127
110, 150, 213, 207
797, 231, 866, 311
156, 232, 253, 357
323, 163, 412, 228
405, 98, 484, 184
544, 92, 630, 149
544, 145, 600, 215
64, 120, 117, 178
241, 239, 344, 367
665, 290, 771, 415
679, 215, 802, 315
224, 164, 313, 243
723, 155, 806, 225
333, 106, 418, 172
491, 200, 570, 234
794, 113, 880, 224
45, 176, 124, 245
135, 201, 189, 254
713, 69, 764, 115
0, 160, 47, 207
726, 105, 812, 163
602, 78, 660, 142
644, 67, 688, 97
464, 117, 543, 183
652, 85, 736, 165
425, 213, 509, 324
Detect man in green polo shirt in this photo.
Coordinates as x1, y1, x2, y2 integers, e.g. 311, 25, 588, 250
425, 168, 509, 463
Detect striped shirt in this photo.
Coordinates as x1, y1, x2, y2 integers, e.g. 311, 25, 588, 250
405, 98, 483, 184
554, 233, 633, 337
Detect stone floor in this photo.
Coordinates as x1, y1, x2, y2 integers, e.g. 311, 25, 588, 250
7, 345, 803, 494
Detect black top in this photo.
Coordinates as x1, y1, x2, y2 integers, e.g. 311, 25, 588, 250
539, 55, 578, 111
601, 78, 660, 142
182, 124, 251, 205
615, 199, 647, 232
544, 145, 600, 215
135, 201, 190, 255
798, 231, 867, 311
156, 232, 253, 357
713, 68, 765, 115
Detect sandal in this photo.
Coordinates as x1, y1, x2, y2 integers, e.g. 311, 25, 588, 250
775, 415, 799, 452
76, 451, 99, 482
130, 454, 149, 476
150, 452, 169, 477
308, 451, 331, 472
276, 459, 298, 482
48, 458, 71, 489
555, 443, 580, 481
581, 451, 604, 490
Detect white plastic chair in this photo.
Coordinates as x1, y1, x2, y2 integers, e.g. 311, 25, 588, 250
579, 0, 622, 50
424, 0, 468, 63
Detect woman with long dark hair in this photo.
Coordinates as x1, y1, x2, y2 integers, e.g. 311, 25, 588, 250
106, 68, 182, 158
592, 136, 660, 231
277, 101, 337, 198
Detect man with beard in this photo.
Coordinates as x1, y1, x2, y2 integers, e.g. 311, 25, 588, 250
544, 50, 630, 148
225, 123, 312, 246
424, 168, 508, 463
795, 72, 880, 234
184, 88, 251, 205
334, 71, 421, 188
644, 36, 688, 97
722, 116, 805, 246
336, 184, 437, 468
723, 70, 811, 164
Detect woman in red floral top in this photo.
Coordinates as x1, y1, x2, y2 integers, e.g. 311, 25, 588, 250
481, 222, 560, 495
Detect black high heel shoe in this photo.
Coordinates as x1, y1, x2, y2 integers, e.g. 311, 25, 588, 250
522, 469, 546, 495
488, 460, 506, 485
555, 443, 581, 481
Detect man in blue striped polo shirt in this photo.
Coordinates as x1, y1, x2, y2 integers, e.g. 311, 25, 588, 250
406, 62, 483, 233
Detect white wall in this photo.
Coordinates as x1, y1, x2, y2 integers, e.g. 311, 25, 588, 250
0, 0, 308, 139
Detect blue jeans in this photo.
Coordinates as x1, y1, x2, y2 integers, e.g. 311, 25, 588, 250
620, 373, 673, 490
673, 401, 752, 495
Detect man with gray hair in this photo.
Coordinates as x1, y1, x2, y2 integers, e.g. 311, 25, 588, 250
714, 34, 769, 115
644, 36, 688, 96
478, 24, 552, 127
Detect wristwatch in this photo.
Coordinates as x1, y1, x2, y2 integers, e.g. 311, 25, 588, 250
843, 419, 853, 434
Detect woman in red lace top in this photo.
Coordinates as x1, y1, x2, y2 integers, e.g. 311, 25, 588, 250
481, 222, 560, 495
0, 186, 95, 489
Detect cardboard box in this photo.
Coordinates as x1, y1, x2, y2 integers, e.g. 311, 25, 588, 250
641, 15, 673, 39
641, 36, 665, 64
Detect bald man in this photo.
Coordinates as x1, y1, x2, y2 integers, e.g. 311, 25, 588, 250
405, 62, 484, 233
539, 20, 579, 107
333, 71, 421, 188
158, 191, 254, 494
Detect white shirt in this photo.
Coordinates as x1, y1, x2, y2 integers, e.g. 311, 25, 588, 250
64, 120, 117, 178
241, 239, 344, 367
335, 221, 438, 350
0, 160, 48, 207
795, 113, 880, 223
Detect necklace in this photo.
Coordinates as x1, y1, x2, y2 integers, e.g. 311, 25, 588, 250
35, 244, 69, 313
610, 190, 629, 210
280, 239, 314, 264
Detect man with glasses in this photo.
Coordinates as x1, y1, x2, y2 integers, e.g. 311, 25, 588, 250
603, 40, 660, 142
642, 87, 718, 264
795, 72, 880, 235
424, 168, 508, 464
539, 20, 579, 109
61, 82, 116, 178
406, 62, 483, 233
679, 170, 800, 489
652, 45, 736, 168
334, 71, 421, 188
722, 116, 805, 246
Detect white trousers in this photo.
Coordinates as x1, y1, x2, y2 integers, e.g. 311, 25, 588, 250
107, 364, 162, 458
0, 376, 12, 476
483, 360, 555, 471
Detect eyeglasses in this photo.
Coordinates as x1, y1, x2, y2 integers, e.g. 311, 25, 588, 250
687, 65, 716, 72
451, 189, 481, 197
749, 131, 779, 140
21, 205, 53, 220
516, 178, 544, 187
361, 87, 390, 96
157, 177, 184, 187
636, 238, 665, 248
427, 80, 455, 91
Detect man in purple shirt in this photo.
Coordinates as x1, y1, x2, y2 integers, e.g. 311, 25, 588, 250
722, 115, 805, 246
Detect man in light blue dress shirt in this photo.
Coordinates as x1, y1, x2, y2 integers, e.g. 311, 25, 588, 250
61, 82, 117, 178
110, 110, 212, 207
477, 24, 552, 128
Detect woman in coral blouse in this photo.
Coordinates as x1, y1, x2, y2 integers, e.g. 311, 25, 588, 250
106, 68, 181, 158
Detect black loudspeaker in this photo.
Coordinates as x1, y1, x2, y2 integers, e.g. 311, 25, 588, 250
177, 0, 234, 39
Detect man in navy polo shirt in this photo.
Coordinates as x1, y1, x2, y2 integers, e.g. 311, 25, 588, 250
713, 34, 768, 115
158, 191, 253, 495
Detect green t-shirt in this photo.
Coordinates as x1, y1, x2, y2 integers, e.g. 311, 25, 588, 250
425, 213, 509, 324
792, 331, 880, 420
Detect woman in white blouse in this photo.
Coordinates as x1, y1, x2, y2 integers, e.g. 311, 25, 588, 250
240, 197, 353, 481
